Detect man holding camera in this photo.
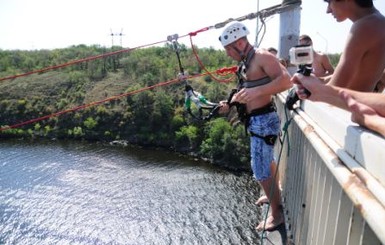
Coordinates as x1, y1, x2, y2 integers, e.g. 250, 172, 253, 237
292, 0, 385, 136
297, 0, 385, 94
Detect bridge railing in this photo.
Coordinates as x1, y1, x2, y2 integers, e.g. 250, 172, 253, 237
275, 92, 385, 245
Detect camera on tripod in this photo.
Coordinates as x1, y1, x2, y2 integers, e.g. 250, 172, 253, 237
285, 45, 313, 110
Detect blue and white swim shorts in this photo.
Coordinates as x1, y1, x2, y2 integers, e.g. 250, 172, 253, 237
248, 111, 280, 181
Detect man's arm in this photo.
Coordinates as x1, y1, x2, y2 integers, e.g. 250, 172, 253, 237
340, 90, 385, 117
340, 90, 385, 138
292, 73, 385, 116
292, 73, 349, 110
292, 73, 385, 137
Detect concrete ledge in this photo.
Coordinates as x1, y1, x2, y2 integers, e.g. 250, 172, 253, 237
301, 100, 385, 187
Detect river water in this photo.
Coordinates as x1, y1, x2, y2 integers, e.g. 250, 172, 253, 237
0, 139, 263, 245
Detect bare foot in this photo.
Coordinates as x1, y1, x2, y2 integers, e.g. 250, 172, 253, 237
255, 195, 269, 206
256, 214, 284, 231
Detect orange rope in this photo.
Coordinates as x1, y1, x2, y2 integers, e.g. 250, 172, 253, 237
188, 34, 236, 83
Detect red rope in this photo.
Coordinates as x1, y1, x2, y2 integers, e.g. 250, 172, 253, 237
188, 33, 236, 83
188, 27, 211, 37
0, 39, 167, 82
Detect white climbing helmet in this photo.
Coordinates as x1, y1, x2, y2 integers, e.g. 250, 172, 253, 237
219, 21, 250, 47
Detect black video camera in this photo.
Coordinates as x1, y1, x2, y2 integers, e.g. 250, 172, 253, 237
285, 45, 313, 110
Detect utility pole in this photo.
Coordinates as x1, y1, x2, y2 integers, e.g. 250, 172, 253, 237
118, 28, 124, 47
279, 0, 301, 74
110, 28, 114, 47
110, 28, 125, 47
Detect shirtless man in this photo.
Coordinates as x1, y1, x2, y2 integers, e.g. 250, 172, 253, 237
293, 1, 385, 108
321, 0, 385, 92
298, 34, 334, 78
218, 21, 292, 231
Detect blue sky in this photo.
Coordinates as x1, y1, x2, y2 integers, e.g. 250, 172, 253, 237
0, 0, 384, 54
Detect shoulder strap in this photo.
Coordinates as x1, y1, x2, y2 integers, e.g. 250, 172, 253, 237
236, 47, 256, 88
244, 47, 256, 70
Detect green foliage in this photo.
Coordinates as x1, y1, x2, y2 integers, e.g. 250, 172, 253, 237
27, 128, 33, 136
171, 113, 184, 132
328, 53, 341, 68
84, 117, 98, 130
44, 125, 52, 136
73, 126, 84, 137
17, 99, 27, 111
69, 71, 87, 83
200, 118, 249, 168
34, 123, 41, 131
0, 126, 25, 137
200, 118, 232, 159
175, 125, 199, 147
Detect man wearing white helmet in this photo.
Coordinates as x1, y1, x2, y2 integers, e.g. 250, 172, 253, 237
218, 21, 292, 231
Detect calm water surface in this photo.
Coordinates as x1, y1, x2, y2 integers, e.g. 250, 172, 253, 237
0, 140, 262, 245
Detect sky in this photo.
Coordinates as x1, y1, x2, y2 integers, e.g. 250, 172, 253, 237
0, 0, 384, 54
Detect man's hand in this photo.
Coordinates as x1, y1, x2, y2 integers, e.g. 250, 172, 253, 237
218, 101, 229, 114
339, 90, 385, 137
339, 90, 376, 126
231, 88, 249, 104
290, 73, 324, 101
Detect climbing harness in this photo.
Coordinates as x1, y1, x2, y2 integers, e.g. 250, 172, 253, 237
184, 84, 219, 121
224, 43, 257, 126
167, 34, 219, 121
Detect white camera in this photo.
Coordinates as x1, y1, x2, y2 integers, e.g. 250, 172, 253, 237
289, 45, 313, 65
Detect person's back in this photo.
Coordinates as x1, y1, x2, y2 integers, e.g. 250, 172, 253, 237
325, 0, 385, 92
312, 51, 334, 77
299, 34, 334, 78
